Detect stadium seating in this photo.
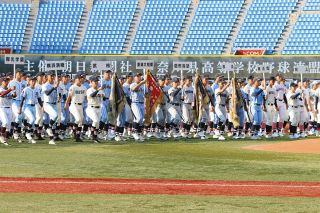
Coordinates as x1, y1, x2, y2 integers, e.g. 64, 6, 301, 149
234, 0, 297, 53
304, 0, 320, 10
181, 0, 243, 55
130, 0, 190, 54
282, 14, 320, 54
0, 3, 30, 54
30, 0, 84, 54
81, 0, 138, 54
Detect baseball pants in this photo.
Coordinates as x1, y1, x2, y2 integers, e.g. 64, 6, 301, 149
131, 102, 144, 125
168, 104, 182, 125
70, 104, 84, 127
43, 103, 58, 123
215, 105, 227, 123
86, 106, 101, 129
100, 100, 110, 124
35, 103, 44, 126
11, 100, 22, 124
251, 105, 263, 126
182, 103, 193, 124
266, 104, 276, 126
0, 107, 12, 129
289, 107, 299, 126
24, 105, 36, 126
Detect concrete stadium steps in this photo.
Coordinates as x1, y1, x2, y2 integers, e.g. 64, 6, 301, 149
121, 0, 146, 54
274, 0, 308, 54
21, 0, 39, 53
222, 0, 253, 54
172, 0, 199, 55
72, 0, 93, 53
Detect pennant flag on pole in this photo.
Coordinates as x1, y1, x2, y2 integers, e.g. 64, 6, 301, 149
193, 73, 209, 125
109, 74, 126, 126
144, 70, 164, 126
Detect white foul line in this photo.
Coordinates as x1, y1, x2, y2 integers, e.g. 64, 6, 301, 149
0, 180, 320, 189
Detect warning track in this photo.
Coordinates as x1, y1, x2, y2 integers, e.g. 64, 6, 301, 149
1, 177, 320, 197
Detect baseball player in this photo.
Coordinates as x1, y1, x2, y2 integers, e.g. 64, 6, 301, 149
315, 81, 320, 136
58, 73, 71, 138
181, 76, 194, 138
64, 73, 87, 142
213, 79, 230, 141
19, 76, 43, 144
100, 70, 112, 140
264, 77, 278, 138
299, 79, 312, 137
243, 75, 254, 136
86, 76, 104, 143
8, 68, 26, 143
122, 72, 133, 139
34, 72, 46, 140
114, 75, 127, 142
167, 77, 182, 139
42, 71, 61, 145
130, 73, 146, 141
250, 78, 265, 140
0, 76, 16, 146
287, 82, 301, 139
309, 81, 319, 135
274, 74, 288, 136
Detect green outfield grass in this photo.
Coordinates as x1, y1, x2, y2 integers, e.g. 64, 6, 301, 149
1, 193, 320, 213
0, 137, 319, 182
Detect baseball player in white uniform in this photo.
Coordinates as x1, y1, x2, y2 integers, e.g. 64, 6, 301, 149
8, 68, 26, 143
167, 77, 182, 139
65, 73, 87, 142
274, 74, 288, 137
35, 72, 46, 140
123, 72, 133, 139
181, 76, 194, 138
287, 82, 301, 139
264, 77, 278, 138
86, 76, 104, 143
0, 76, 16, 146
243, 75, 254, 136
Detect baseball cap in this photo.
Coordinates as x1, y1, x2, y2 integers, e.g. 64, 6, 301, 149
158, 76, 166, 81
47, 71, 55, 76
172, 77, 180, 82
74, 73, 85, 79
303, 78, 310, 82
120, 75, 126, 80
135, 72, 143, 77
30, 75, 37, 80
253, 78, 262, 82
269, 76, 276, 81
16, 68, 23, 73
89, 76, 99, 81
36, 72, 45, 77
203, 74, 210, 79
248, 75, 254, 80
290, 82, 298, 87
126, 72, 133, 77
104, 70, 112, 73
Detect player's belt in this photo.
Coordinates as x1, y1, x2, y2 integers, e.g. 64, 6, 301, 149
171, 103, 180, 106
254, 103, 261, 106
133, 102, 144, 104
74, 103, 82, 105
290, 106, 298, 108
13, 99, 21, 101
0, 107, 10, 108
26, 104, 35, 107
219, 104, 226, 107
300, 105, 304, 107
267, 103, 274, 106
90, 106, 100, 108
46, 102, 56, 105
277, 99, 283, 101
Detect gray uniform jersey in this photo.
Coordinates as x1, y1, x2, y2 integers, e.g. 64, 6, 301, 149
181, 85, 193, 104
9, 79, 26, 101
168, 87, 182, 104
215, 89, 228, 106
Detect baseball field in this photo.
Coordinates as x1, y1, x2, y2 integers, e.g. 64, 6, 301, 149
1, 137, 320, 212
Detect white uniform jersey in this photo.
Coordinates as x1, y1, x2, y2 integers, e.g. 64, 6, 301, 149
287, 90, 301, 107
86, 88, 103, 107
274, 82, 287, 101
8, 79, 26, 101
181, 85, 193, 104
295, 88, 304, 106
265, 86, 277, 104
69, 84, 86, 104
215, 89, 228, 105
168, 86, 182, 104
22, 87, 41, 105
0, 87, 14, 107
123, 82, 131, 98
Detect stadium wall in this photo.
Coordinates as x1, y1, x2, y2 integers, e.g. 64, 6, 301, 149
1, 54, 320, 79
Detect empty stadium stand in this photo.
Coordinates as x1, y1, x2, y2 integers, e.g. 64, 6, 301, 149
130, 0, 190, 54
0, 3, 30, 53
29, 0, 84, 54
234, 0, 298, 54
282, 13, 320, 54
2, 0, 320, 55
181, 0, 244, 55
80, 0, 138, 54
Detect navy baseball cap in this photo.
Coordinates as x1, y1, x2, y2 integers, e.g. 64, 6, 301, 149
30, 76, 37, 80
74, 73, 85, 79
269, 76, 276, 81
36, 72, 45, 77
158, 76, 166, 81
172, 77, 180, 82
16, 68, 23, 73
120, 75, 126, 80
248, 75, 254, 80
290, 82, 298, 87
89, 76, 99, 81
126, 72, 133, 77
47, 71, 55, 76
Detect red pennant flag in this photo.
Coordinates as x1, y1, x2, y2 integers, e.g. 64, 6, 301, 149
144, 70, 163, 125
